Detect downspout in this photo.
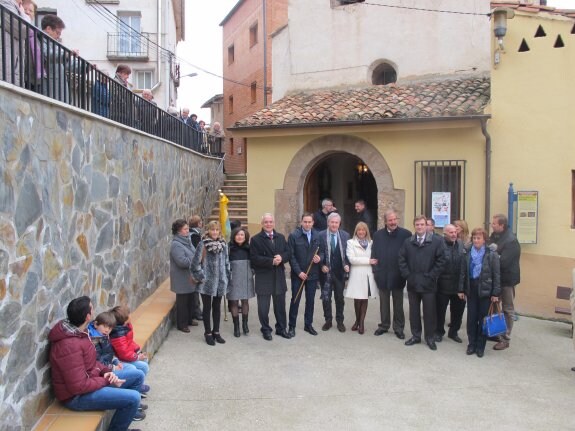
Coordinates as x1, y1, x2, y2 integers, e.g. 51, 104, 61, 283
153, 0, 162, 96
262, 0, 268, 106
480, 118, 491, 231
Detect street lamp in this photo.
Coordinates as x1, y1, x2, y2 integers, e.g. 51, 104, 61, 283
181, 72, 198, 78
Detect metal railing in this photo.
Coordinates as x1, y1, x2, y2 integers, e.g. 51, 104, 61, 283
0, 5, 224, 157
107, 32, 150, 60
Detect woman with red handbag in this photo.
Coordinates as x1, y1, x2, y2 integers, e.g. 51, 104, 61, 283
459, 227, 501, 358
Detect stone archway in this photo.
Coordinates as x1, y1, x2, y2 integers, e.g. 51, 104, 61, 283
275, 135, 405, 235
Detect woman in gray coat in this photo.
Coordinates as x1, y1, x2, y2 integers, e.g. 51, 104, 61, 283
195, 221, 230, 346
170, 219, 200, 333
227, 227, 255, 337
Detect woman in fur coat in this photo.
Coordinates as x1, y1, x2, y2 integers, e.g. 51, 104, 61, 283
195, 221, 230, 346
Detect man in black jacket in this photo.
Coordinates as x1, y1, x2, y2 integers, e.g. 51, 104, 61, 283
318, 212, 350, 332
313, 198, 337, 232
489, 213, 521, 350
435, 224, 466, 343
371, 210, 412, 339
250, 213, 292, 341
287, 213, 323, 337
398, 215, 446, 350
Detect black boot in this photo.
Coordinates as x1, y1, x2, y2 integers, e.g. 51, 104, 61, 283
242, 315, 249, 335
233, 316, 240, 338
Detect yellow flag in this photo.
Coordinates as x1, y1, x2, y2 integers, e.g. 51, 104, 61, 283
219, 193, 231, 241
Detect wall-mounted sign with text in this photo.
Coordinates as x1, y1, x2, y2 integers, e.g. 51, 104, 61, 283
516, 191, 538, 244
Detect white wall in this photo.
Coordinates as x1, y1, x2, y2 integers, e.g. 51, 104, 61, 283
272, 0, 491, 100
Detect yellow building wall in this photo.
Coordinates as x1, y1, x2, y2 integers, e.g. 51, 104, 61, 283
490, 12, 575, 317
246, 123, 487, 234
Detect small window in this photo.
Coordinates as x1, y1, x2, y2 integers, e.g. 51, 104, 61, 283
229, 137, 234, 155
249, 22, 258, 47
534, 25, 546, 38
572, 170, 575, 228
250, 82, 257, 104
228, 95, 234, 114
554, 35, 565, 48
518, 39, 530, 52
414, 160, 466, 225
372, 62, 397, 85
135, 70, 153, 89
228, 44, 235, 65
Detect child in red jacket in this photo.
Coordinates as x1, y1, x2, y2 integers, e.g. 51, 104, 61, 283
109, 305, 150, 379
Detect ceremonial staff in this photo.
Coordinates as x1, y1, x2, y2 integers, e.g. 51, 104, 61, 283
292, 246, 320, 304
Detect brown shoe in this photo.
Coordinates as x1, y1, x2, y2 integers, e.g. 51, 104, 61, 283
493, 340, 509, 350
337, 322, 346, 333
322, 321, 332, 331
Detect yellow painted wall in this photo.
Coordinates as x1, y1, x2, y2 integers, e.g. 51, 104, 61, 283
246, 123, 487, 232
490, 12, 575, 260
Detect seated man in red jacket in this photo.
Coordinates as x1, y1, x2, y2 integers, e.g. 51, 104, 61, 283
48, 296, 143, 431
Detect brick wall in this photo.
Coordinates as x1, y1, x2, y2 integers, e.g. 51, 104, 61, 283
222, 0, 288, 173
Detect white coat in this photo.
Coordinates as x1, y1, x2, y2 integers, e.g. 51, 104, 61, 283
345, 238, 377, 299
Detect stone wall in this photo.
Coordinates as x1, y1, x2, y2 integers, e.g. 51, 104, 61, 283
0, 83, 223, 430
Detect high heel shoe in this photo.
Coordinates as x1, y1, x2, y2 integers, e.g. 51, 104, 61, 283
212, 332, 226, 344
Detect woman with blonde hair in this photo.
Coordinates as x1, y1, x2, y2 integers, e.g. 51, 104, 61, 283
195, 221, 230, 346
453, 219, 470, 245
345, 222, 377, 334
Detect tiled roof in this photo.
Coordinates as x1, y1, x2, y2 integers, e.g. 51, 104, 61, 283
491, 2, 575, 19
234, 77, 490, 128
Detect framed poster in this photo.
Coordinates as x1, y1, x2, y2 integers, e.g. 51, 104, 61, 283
431, 192, 451, 228
516, 191, 538, 244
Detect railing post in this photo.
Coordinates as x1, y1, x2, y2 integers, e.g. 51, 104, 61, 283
507, 182, 515, 231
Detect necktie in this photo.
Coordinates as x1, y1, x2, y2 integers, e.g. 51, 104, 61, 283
306, 232, 311, 244
331, 233, 336, 250
418, 236, 424, 245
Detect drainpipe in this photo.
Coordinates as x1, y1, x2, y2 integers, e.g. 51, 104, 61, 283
155, 0, 162, 98
480, 118, 491, 231
262, 0, 268, 106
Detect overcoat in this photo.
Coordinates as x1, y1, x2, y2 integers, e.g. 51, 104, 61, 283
345, 238, 377, 299
169, 234, 198, 295
489, 228, 521, 286
195, 238, 230, 297
288, 226, 323, 281
227, 243, 255, 300
250, 229, 291, 296
398, 232, 446, 293
370, 226, 412, 290
437, 238, 465, 295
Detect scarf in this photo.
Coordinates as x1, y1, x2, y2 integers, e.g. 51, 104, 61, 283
470, 246, 485, 279
202, 237, 225, 254
358, 238, 369, 250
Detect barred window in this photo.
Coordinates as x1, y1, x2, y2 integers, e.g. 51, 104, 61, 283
414, 160, 466, 226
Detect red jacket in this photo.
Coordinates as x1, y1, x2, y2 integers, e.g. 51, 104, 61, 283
109, 322, 141, 362
48, 320, 112, 403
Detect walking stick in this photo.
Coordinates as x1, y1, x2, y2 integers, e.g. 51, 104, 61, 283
292, 246, 320, 304
223, 296, 228, 321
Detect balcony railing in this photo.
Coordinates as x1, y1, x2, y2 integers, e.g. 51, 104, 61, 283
0, 5, 224, 157
107, 32, 151, 61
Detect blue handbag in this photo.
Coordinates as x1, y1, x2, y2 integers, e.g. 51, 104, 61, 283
482, 302, 507, 337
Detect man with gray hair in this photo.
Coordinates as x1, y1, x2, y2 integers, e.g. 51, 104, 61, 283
250, 213, 292, 341
318, 212, 350, 332
313, 198, 337, 232
371, 210, 412, 339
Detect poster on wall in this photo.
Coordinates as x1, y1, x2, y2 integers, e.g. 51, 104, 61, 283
431, 192, 451, 228
516, 191, 538, 244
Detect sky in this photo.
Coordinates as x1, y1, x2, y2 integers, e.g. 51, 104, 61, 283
176, 0, 574, 124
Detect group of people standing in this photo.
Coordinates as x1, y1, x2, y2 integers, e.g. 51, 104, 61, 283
169, 208, 521, 359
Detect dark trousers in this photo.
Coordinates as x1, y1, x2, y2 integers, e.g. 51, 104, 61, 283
288, 276, 317, 328
436, 292, 466, 336
175, 293, 195, 330
407, 290, 437, 342
201, 294, 222, 334
191, 292, 202, 320
377, 287, 405, 333
322, 276, 345, 323
257, 292, 287, 334
466, 280, 490, 352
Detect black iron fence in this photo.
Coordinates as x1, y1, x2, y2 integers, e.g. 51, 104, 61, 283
0, 5, 223, 157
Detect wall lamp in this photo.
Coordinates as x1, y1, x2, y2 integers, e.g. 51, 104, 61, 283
492, 7, 515, 65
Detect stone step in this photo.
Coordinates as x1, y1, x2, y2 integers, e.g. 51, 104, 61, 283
211, 208, 247, 216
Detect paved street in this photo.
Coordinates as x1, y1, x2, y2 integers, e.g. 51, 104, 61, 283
138, 295, 575, 431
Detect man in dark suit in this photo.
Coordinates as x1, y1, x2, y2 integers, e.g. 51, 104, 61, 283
318, 212, 350, 332
398, 215, 446, 350
250, 213, 292, 341
287, 213, 323, 337
353, 199, 376, 235
371, 210, 412, 339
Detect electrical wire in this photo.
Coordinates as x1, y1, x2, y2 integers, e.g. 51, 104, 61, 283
362, 2, 490, 17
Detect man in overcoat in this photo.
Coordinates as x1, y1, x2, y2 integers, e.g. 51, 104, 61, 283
250, 213, 292, 341
371, 210, 412, 339
318, 212, 350, 332
287, 213, 323, 337
489, 213, 521, 350
398, 215, 446, 350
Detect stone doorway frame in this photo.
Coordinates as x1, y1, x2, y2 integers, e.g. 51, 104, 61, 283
275, 135, 405, 235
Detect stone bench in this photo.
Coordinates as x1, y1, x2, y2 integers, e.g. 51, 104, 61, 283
32, 279, 175, 431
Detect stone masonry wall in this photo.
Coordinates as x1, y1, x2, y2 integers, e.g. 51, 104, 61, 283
0, 84, 223, 430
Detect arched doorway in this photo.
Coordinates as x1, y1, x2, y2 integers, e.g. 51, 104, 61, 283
274, 135, 405, 236
304, 153, 378, 233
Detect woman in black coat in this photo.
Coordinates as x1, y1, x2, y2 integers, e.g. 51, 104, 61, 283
227, 227, 255, 337
459, 227, 501, 358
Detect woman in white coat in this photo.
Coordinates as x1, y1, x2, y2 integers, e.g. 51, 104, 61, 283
346, 222, 377, 334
